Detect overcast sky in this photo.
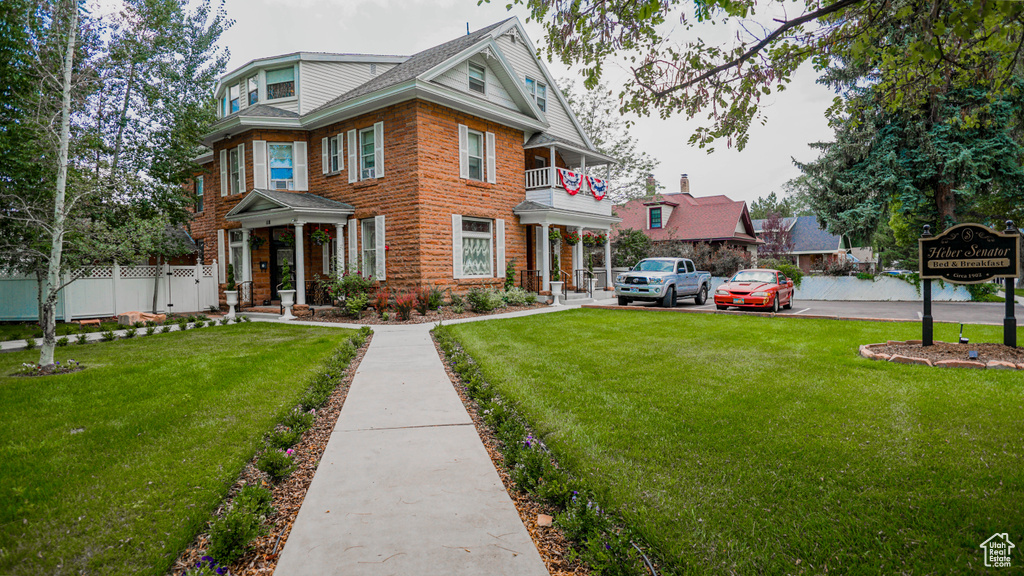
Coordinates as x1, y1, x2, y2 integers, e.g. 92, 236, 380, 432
210, 0, 836, 206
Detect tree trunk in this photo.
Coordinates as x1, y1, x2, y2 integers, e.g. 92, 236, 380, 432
110, 60, 136, 178
934, 182, 956, 230
39, 1, 78, 368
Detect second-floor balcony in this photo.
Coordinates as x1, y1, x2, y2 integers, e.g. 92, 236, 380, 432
522, 133, 616, 217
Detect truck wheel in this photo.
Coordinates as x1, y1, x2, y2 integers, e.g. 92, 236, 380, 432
770, 296, 779, 313
694, 285, 708, 305
662, 287, 676, 308
617, 296, 630, 306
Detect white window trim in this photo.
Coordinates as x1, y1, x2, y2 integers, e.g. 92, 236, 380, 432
229, 147, 240, 195
268, 142, 295, 190
247, 75, 259, 106
359, 127, 375, 180
228, 230, 246, 282
467, 129, 484, 181
265, 64, 298, 104
526, 76, 547, 111
235, 143, 245, 194
468, 62, 486, 95
195, 175, 204, 212
459, 216, 494, 278
361, 219, 376, 278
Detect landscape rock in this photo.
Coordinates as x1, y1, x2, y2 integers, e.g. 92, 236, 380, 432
934, 360, 986, 369
537, 514, 552, 527
986, 360, 1017, 370
889, 354, 932, 367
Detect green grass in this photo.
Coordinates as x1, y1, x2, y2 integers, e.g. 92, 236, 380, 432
0, 323, 354, 576
448, 310, 1024, 575
0, 321, 122, 341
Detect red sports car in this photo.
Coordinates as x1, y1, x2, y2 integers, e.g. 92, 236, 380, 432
714, 268, 795, 312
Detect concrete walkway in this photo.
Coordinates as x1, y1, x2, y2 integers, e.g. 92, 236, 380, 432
272, 298, 614, 575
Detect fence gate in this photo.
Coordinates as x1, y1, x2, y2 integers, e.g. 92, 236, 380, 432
168, 266, 199, 314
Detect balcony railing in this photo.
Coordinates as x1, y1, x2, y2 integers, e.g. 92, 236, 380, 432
523, 167, 612, 216
525, 167, 551, 190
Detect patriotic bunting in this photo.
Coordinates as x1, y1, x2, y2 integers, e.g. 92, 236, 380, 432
587, 175, 607, 201
558, 168, 583, 196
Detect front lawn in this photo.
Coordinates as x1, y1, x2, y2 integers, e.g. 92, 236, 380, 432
448, 310, 1024, 574
0, 323, 354, 576
0, 321, 122, 341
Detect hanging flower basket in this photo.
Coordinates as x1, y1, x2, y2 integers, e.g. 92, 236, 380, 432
582, 232, 607, 247
311, 228, 331, 246
249, 234, 266, 251
548, 227, 562, 244
562, 230, 580, 246
280, 229, 295, 246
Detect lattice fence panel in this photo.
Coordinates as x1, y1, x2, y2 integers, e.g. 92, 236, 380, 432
171, 268, 195, 278
121, 266, 158, 278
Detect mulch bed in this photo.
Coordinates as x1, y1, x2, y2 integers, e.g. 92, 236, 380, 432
432, 335, 590, 576
299, 303, 548, 326
874, 341, 1024, 364
170, 333, 371, 576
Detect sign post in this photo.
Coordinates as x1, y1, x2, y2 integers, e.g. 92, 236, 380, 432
919, 221, 1021, 347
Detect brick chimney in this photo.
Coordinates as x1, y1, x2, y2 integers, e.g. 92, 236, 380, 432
680, 173, 690, 195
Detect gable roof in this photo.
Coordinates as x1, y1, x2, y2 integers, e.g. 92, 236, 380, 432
615, 193, 759, 244
225, 189, 354, 219
752, 215, 850, 253
310, 19, 512, 115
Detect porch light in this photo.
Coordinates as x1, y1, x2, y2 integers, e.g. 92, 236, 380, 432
259, 261, 268, 271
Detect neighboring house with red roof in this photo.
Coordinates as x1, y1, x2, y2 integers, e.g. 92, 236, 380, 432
752, 215, 853, 273
614, 174, 761, 260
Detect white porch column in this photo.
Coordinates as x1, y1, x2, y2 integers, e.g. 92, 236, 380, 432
112, 262, 121, 316
572, 226, 583, 279
295, 222, 306, 305
335, 223, 344, 274
604, 230, 613, 289
241, 229, 252, 282
541, 223, 550, 293
549, 146, 556, 187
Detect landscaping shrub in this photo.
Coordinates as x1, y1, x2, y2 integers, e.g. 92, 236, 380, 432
967, 282, 1001, 302
428, 287, 444, 310
447, 289, 464, 308
281, 408, 314, 433
123, 326, 137, 338
320, 266, 375, 302
758, 258, 804, 288
502, 287, 535, 306
56, 336, 70, 347
206, 505, 266, 565
177, 318, 189, 331
467, 288, 504, 313
415, 287, 431, 315
235, 484, 274, 518
145, 326, 156, 336
372, 289, 390, 316
856, 271, 875, 281
345, 293, 368, 318
394, 291, 416, 321
823, 258, 855, 276
76, 333, 88, 345
255, 449, 296, 483
101, 330, 116, 342
612, 228, 650, 268
24, 337, 36, 349
504, 258, 518, 291
265, 427, 302, 450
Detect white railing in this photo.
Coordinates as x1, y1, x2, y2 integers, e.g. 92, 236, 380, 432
525, 167, 550, 190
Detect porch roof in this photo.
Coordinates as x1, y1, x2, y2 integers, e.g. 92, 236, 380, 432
524, 133, 617, 167
513, 200, 620, 229
225, 189, 355, 229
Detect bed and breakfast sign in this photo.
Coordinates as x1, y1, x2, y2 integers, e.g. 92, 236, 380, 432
919, 223, 1021, 283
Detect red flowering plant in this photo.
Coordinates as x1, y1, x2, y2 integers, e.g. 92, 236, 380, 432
310, 228, 331, 246
562, 229, 580, 246
280, 228, 295, 246
582, 232, 607, 247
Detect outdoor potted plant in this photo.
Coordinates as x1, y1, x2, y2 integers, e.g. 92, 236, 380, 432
279, 257, 296, 320
224, 263, 238, 319
562, 229, 580, 246
249, 233, 266, 251
280, 228, 296, 247
311, 228, 331, 246
548, 227, 561, 244
549, 257, 563, 306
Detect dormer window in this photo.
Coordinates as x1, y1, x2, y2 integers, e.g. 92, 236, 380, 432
468, 62, 486, 94
525, 77, 546, 112
228, 84, 239, 113
650, 207, 662, 229
247, 75, 258, 105
267, 67, 295, 100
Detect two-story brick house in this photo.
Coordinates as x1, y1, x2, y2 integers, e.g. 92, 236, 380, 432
190, 17, 619, 306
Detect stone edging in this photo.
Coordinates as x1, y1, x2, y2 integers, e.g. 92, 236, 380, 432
859, 341, 1024, 370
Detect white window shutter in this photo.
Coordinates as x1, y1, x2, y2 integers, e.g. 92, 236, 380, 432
321, 137, 329, 174
236, 144, 245, 194
458, 124, 469, 179
348, 218, 358, 270
374, 214, 385, 280
486, 132, 496, 184
337, 134, 344, 170
347, 130, 357, 183
217, 229, 226, 281
293, 141, 308, 191
219, 149, 228, 196
373, 121, 384, 178
452, 214, 463, 278
496, 218, 505, 278
238, 82, 247, 110
253, 141, 267, 188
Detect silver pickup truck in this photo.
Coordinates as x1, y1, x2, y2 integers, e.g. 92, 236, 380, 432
614, 257, 712, 307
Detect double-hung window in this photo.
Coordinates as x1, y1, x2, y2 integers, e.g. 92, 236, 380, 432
361, 219, 376, 279
195, 175, 204, 212
247, 75, 258, 105
525, 77, 547, 112
266, 67, 295, 100
650, 207, 662, 229
228, 84, 240, 114
467, 130, 483, 181
229, 148, 240, 194
229, 230, 245, 281
269, 143, 294, 190
329, 136, 341, 173
360, 128, 376, 179
468, 62, 486, 94
461, 218, 492, 277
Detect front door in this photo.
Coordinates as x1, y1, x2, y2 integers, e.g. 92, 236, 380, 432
269, 227, 295, 300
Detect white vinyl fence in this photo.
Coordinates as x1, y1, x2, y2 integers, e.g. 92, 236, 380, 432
0, 262, 220, 321
708, 275, 972, 301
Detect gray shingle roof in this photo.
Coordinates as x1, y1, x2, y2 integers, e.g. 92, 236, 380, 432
310, 18, 513, 114
753, 215, 846, 252
252, 189, 354, 211
236, 104, 300, 119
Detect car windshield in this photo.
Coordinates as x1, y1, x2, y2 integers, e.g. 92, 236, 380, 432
731, 270, 775, 283
632, 260, 674, 272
